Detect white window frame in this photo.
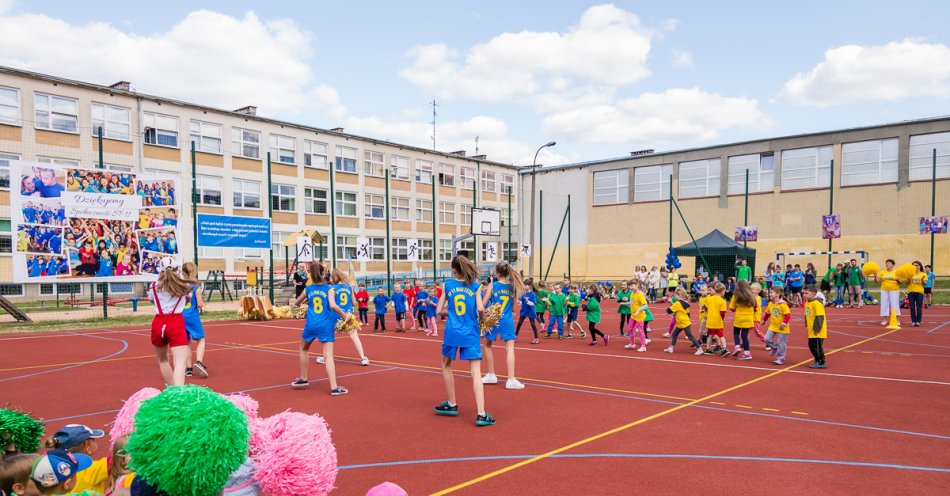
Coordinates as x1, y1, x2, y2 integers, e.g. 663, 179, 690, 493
727, 153, 774, 195
439, 163, 455, 186
678, 159, 721, 199
779, 146, 832, 191
232, 178, 262, 209
91, 102, 131, 141
439, 201, 455, 224
633, 165, 673, 203
460, 204, 472, 227
460, 167, 476, 189
419, 239, 434, 261
364, 193, 385, 219
34, 92, 78, 133
304, 187, 328, 214
335, 145, 357, 173
909, 132, 950, 181
196, 175, 223, 206
439, 239, 453, 262
271, 231, 291, 253
231, 128, 261, 159
503, 242, 519, 262
416, 199, 433, 223
0, 152, 19, 190
0, 86, 19, 125
335, 191, 357, 217
480, 170, 496, 192
271, 184, 296, 212
390, 155, 410, 180
391, 196, 410, 221
304, 140, 329, 169
593, 169, 629, 205
0, 284, 24, 297
363, 150, 385, 177
416, 159, 433, 183
143, 112, 179, 148
238, 248, 264, 260
841, 138, 899, 186
190, 120, 222, 154
501, 174, 514, 194
198, 247, 224, 259
392, 238, 409, 261
367, 237, 385, 260
269, 134, 295, 164
336, 235, 357, 260
106, 164, 133, 172
36, 156, 80, 167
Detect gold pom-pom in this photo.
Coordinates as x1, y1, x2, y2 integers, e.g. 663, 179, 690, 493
861, 261, 879, 277
479, 303, 504, 337
894, 263, 917, 281
293, 306, 307, 319
334, 313, 361, 334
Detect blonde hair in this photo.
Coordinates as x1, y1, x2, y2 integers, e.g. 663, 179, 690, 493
733, 279, 757, 307
494, 261, 524, 298
330, 267, 350, 286
674, 287, 689, 300
181, 261, 199, 282
451, 256, 479, 284
106, 435, 132, 493
157, 267, 192, 298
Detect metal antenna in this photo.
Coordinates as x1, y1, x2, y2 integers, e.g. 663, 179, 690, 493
430, 100, 439, 150
475, 135, 479, 155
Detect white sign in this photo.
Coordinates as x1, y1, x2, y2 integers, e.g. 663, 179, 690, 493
62, 192, 142, 221
296, 237, 314, 262
520, 243, 532, 258
356, 236, 371, 261
407, 238, 420, 261
484, 242, 498, 262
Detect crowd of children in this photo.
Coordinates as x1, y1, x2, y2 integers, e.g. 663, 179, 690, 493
134, 180, 176, 207
66, 170, 135, 195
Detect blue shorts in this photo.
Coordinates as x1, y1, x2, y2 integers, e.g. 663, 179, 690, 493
302, 324, 334, 344
485, 324, 516, 342
184, 317, 204, 340
442, 345, 482, 361
567, 308, 579, 321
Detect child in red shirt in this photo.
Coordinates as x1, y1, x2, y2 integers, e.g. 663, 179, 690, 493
404, 281, 417, 329
355, 284, 370, 326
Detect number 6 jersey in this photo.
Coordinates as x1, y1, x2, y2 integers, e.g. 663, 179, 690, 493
444, 278, 481, 348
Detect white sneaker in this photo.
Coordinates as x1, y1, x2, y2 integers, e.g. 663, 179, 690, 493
645, 339, 651, 345
360, 357, 370, 366
637, 346, 647, 352
505, 379, 525, 390
482, 373, 498, 384
662, 332, 671, 338
663, 346, 674, 353
694, 347, 705, 356
316, 356, 326, 364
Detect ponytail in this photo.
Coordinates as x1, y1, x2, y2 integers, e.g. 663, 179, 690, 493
330, 267, 350, 286
451, 256, 479, 284
180, 261, 198, 283
494, 261, 524, 298
308, 263, 328, 284
156, 268, 191, 298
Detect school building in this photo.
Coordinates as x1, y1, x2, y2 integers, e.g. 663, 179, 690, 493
520, 117, 950, 281
0, 66, 522, 300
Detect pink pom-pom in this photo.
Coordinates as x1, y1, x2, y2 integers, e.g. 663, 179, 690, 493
225, 393, 260, 421
109, 387, 161, 447
250, 411, 338, 496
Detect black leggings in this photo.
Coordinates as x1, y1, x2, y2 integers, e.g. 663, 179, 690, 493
416, 310, 426, 329
589, 321, 605, 341
359, 308, 368, 324
374, 314, 386, 331
619, 314, 630, 335
671, 326, 699, 347
516, 315, 539, 339
808, 337, 826, 364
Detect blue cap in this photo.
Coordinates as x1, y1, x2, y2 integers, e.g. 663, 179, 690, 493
31, 449, 93, 487
52, 424, 105, 450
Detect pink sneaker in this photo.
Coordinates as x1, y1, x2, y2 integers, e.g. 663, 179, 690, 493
588, 341, 597, 346
603, 335, 609, 346
739, 351, 752, 360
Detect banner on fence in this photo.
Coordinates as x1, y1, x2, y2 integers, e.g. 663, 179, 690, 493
822, 214, 841, 240
11, 160, 181, 282
484, 242, 498, 262
734, 226, 757, 242
356, 237, 371, 261
407, 239, 420, 261
197, 214, 271, 249
919, 216, 948, 235
296, 237, 314, 262
520, 243, 532, 258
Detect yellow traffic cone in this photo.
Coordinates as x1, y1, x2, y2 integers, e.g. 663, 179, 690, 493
886, 308, 901, 330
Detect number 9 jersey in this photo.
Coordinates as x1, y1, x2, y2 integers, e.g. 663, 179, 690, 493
443, 279, 481, 348
335, 283, 354, 315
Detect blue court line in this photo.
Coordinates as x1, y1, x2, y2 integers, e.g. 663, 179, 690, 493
0, 333, 129, 383
339, 453, 950, 473
927, 321, 950, 334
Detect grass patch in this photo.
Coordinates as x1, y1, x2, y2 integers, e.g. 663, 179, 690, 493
0, 310, 241, 335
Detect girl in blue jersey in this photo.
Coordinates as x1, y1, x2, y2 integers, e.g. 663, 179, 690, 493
95, 249, 114, 277
425, 284, 440, 337
434, 255, 495, 426
481, 261, 526, 390
181, 262, 209, 378
314, 268, 370, 366
291, 263, 348, 395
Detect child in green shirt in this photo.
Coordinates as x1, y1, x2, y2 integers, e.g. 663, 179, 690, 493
566, 284, 583, 338
585, 286, 608, 346
616, 281, 632, 337
536, 282, 550, 325
545, 284, 567, 339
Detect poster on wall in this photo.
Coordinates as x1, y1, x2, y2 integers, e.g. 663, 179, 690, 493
919, 216, 949, 235
10, 161, 181, 282
734, 226, 757, 242
821, 214, 841, 240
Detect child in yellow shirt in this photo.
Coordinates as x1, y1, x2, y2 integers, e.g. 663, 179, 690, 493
763, 287, 791, 365
729, 279, 760, 360
663, 287, 703, 355
624, 280, 649, 352
697, 286, 709, 347
702, 283, 730, 357
804, 285, 827, 368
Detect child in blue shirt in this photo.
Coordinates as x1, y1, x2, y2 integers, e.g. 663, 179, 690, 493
95, 249, 114, 277
425, 285, 440, 337
391, 283, 408, 332
373, 287, 390, 332
414, 288, 429, 331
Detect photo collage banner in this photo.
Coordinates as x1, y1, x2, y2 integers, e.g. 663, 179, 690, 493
11, 161, 181, 282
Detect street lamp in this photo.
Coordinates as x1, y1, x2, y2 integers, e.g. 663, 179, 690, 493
528, 141, 556, 278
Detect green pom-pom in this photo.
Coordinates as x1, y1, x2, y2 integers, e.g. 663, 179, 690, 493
127, 385, 249, 496
0, 408, 45, 453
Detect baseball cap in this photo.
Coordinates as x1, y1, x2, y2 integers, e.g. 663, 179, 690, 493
31, 449, 93, 488
366, 482, 408, 496
158, 257, 179, 271
52, 424, 105, 450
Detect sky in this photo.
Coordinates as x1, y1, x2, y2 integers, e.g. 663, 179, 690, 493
0, 0, 948, 166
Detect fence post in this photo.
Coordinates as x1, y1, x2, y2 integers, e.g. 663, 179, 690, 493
827, 159, 834, 268
472, 183, 478, 265
329, 158, 337, 267
539, 190, 543, 279
507, 185, 512, 262
432, 174, 438, 276
102, 283, 108, 320
191, 141, 198, 266
267, 152, 274, 303
385, 173, 392, 295
97, 127, 104, 168
743, 168, 749, 267
931, 148, 937, 271
567, 194, 571, 281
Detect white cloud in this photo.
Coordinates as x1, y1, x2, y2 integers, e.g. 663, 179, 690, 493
399, 4, 656, 102
777, 39, 950, 106
542, 87, 771, 145
0, 10, 346, 119
0, 0, 14, 15
671, 49, 693, 69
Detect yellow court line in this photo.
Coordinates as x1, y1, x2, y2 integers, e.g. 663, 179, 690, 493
430, 328, 901, 496
791, 411, 809, 416
762, 408, 780, 412
735, 404, 752, 409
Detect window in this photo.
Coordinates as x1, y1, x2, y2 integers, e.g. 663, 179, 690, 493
460, 167, 476, 189
780, 146, 832, 190
271, 184, 295, 212
40, 283, 83, 296
0, 87, 19, 125
365, 193, 385, 219
335, 145, 357, 173
143, 112, 178, 147
110, 283, 134, 294
678, 159, 721, 199
727, 154, 774, 195
0, 152, 19, 190
636, 164, 674, 201
196, 175, 222, 205
106, 164, 133, 172
335, 191, 357, 216
305, 141, 329, 169
232, 178, 261, 209
238, 248, 263, 259
481, 242, 501, 261
368, 237, 385, 260
416, 199, 433, 223
439, 201, 455, 224
91, 103, 131, 140
190, 121, 222, 153
231, 128, 260, 159
392, 238, 409, 260
390, 156, 410, 180
480, 170, 496, 192
439, 163, 455, 186
909, 132, 950, 181
439, 239, 453, 262
460, 204, 472, 226
503, 242, 519, 262
304, 187, 328, 214
593, 169, 629, 205
336, 235, 356, 260
501, 174, 514, 194
419, 239, 434, 261
0, 218, 10, 253
269, 134, 295, 164
363, 150, 384, 177
391, 196, 410, 221
0, 284, 23, 296
416, 160, 433, 183
34, 93, 78, 132
36, 157, 80, 167
271, 232, 290, 253
199, 247, 224, 258
500, 208, 516, 227
841, 139, 899, 186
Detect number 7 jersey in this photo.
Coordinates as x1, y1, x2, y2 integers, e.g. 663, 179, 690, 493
489, 281, 514, 332
444, 278, 481, 348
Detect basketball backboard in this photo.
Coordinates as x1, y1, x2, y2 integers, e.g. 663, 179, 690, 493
471, 207, 501, 236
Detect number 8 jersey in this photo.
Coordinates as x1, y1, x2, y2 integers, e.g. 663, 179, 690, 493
305, 283, 337, 332
444, 278, 481, 348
